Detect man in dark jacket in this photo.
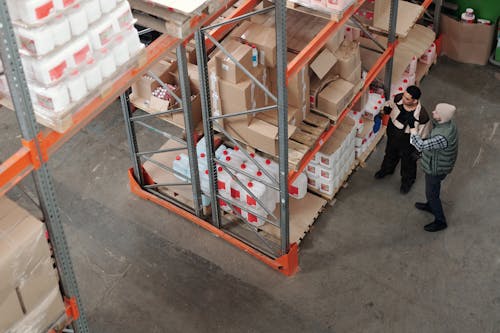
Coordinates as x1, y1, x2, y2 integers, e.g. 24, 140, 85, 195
409, 103, 458, 232
374, 85, 430, 194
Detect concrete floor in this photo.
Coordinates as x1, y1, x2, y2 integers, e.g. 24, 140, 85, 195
2, 57, 500, 332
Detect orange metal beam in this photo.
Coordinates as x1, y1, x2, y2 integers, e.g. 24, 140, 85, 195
287, 0, 366, 81
288, 42, 397, 184
0, 147, 34, 196
128, 168, 299, 276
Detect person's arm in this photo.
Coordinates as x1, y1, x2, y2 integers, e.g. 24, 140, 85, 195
409, 129, 448, 152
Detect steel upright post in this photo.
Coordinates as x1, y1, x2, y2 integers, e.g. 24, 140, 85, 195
177, 44, 203, 217
121, 93, 145, 186
275, 0, 290, 255
0, 0, 88, 331
383, 0, 399, 98
195, 30, 221, 228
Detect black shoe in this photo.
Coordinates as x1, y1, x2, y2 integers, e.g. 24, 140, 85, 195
424, 221, 447, 232
374, 170, 387, 179
400, 183, 412, 194
415, 202, 433, 213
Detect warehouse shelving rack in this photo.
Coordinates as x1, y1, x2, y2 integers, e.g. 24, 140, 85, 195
123, 0, 437, 276
0, 1, 237, 331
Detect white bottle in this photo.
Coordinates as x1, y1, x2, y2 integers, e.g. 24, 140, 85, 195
66, 35, 92, 68
51, 15, 71, 47
230, 173, 248, 202
53, 0, 76, 11
67, 4, 89, 36
16, 24, 55, 56
223, 155, 245, 171
32, 51, 68, 84
18, 0, 55, 25
197, 152, 208, 171
289, 172, 307, 199
83, 57, 103, 91
98, 47, 117, 79
172, 154, 190, 181
66, 69, 88, 102
200, 169, 210, 193
111, 1, 134, 32
30, 81, 70, 113
254, 169, 279, 203
245, 180, 274, 214
88, 14, 115, 49
419, 43, 436, 65
99, 0, 117, 13
123, 26, 143, 57
251, 46, 258, 67
83, 0, 102, 24
461, 8, 475, 23
112, 34, 130, 66
216, 166, 232, 196
243, 209, 266, 227
214, 144, 227, 159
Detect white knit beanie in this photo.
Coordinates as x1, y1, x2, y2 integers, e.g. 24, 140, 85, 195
434, 103, 456, 123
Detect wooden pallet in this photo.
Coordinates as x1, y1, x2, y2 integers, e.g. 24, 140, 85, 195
356, 126, 386, 166
308, 159, 359, 201
286, 0, 355, 22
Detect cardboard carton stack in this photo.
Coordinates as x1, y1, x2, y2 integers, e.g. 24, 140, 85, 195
0, 197, 66, 332
306, 117, 356, 197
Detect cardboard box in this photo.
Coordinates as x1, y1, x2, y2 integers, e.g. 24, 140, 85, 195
217, 67, 266, 124
440, 15, 495, 65
343, 62, 362, 85
317, 79, 355, 119
230, 21, 277, 67
310, 48, 338, 80
213, 39, 253, 83
0, 291, 23, 332
131, 66, 179, 106
171, 93, 202, 128
333, 40, 361, 79
325, 28, 345, 53
318, 117, 355, 168
255, 105, 301, 127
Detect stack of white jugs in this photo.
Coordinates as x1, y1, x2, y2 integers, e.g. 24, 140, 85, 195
7, 0, 143, 130
390, 56, 418, 98
173, 138, 308, 227
362, 90, 385, 120
306, 119, 356, 197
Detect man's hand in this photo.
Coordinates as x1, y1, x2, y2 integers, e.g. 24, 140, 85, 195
410, 127, 418, 135
383, 106, 392, 115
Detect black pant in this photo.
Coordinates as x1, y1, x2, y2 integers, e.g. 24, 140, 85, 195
379, 129, 418, 186
425, 173, 447, 223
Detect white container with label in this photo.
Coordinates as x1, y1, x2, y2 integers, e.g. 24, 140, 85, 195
99, 0, 116, 13
419, 43, 436, 65
216, 166, 232, 196
215, 144, 227, 159
289, 172, 307, 199
230, 173, 248, 202
123, 26, 143, 56
173, 154, 190, 181
223, 155, 245, 171
52, 15, 71, 46
30, 81, 70, 113
244, 180, 274, 215
83, 0, 102, 23
230, 146, 248, 162
253, 169, 279, 203
112, 34, 130, 66
218, 197, 232, 213
53, 0, 77, 11
17, 0, 55, 25
32, 52, 68, 84
21, 56, 35, 81
66, 68, 87, 102
243, 209, 266, 227
197, 152, 208, 171
98, 47, 116, 78
83, 57, 102, 91
405, 56, 418, 75
67, 4, 89, 36
88, 14, 115, 49
111, 1, 133, 31
66, 35, 92, 68
16, 25, 55, 56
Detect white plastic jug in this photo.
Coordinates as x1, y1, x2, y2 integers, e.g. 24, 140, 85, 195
88, 14, 115, 49
83, 0, 102, 24
111, 1, 134, 31
53, 0, 77, 11
197, 152, 208, 171
83, 57, 103, 90
32, 51, 68, 84
419, 43, 436, 65
242, 209, 266, 227
30, 81, 70, 113
66, 68, 87, 102
16, 24, 55, 56
289, 172, 307, 199
17, 0, 55, 25
172, 154, 190, 181
99, 0, 117, 13
52, 15, 71, 46
216, 166, 231, 196
67, 4, 89, 36
123, 26, 143, 56
253, 169, 279, 203
215, 144, 227, 159
245, 180, 274, 214
405, 56, 418, 75
112, 34, 130, 66
98, 47, 117, 78
230, 173, 248, 202
66, 35, 92, 68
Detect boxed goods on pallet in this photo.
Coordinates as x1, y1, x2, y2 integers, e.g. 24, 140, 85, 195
6, 0, 144, 132
310, 76, 355, 120
0, 197, 65, 333
229, 21, 277, 67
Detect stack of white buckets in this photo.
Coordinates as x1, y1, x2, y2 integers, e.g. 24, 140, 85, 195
173, 138, 308, 227
7, 0, 143, 131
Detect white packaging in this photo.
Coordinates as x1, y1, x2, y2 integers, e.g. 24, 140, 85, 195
53, 0, 77, 11
218, 197, 232, 213
319, 148, 340, 169
66, 35, 92, 68
230, 173, 248, 202
88, 14, 115, 49
318, 165, 335, 182
83, 57, 102, 90
111, 0, 134, 31
307, 176, 320, 190
253, 169, 279, 203
123, 26, 143, 56
98, 47, 116, 78
419, 43, 436, 65
99, 0, 116, 13
326, 0, 349, 11
238, 162, 258, 177
112, 34, 130, 66
319, 178, 335, 196
16, 25, 54, 56
83, 0, 102, 23
310, 0, 326, 9
32, 51, 68, 84
216, 166, 231, 196
402, 71, 416, 86
30, 81, 70, 112
66, 68, 87, 102
21, 56, 35, 80
215, 144, 227, 159
230, 146, 248, 163
52, 15, 71, 46
223, 155, 245, 170
243, 180, 273, 215
289, 172, 307, 199
242, 209, 266, 227
172, 154, 190, 181
405, 56, 418, 75
197, 152, 208, 171
67, 4, 89, 36
306, 161, 321, 178
17, 0, 55, 25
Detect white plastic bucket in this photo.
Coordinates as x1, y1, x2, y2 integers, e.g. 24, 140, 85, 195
53, 0, 77, 11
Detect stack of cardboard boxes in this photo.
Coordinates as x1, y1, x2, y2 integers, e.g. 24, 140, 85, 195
0, 197, 66, 332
